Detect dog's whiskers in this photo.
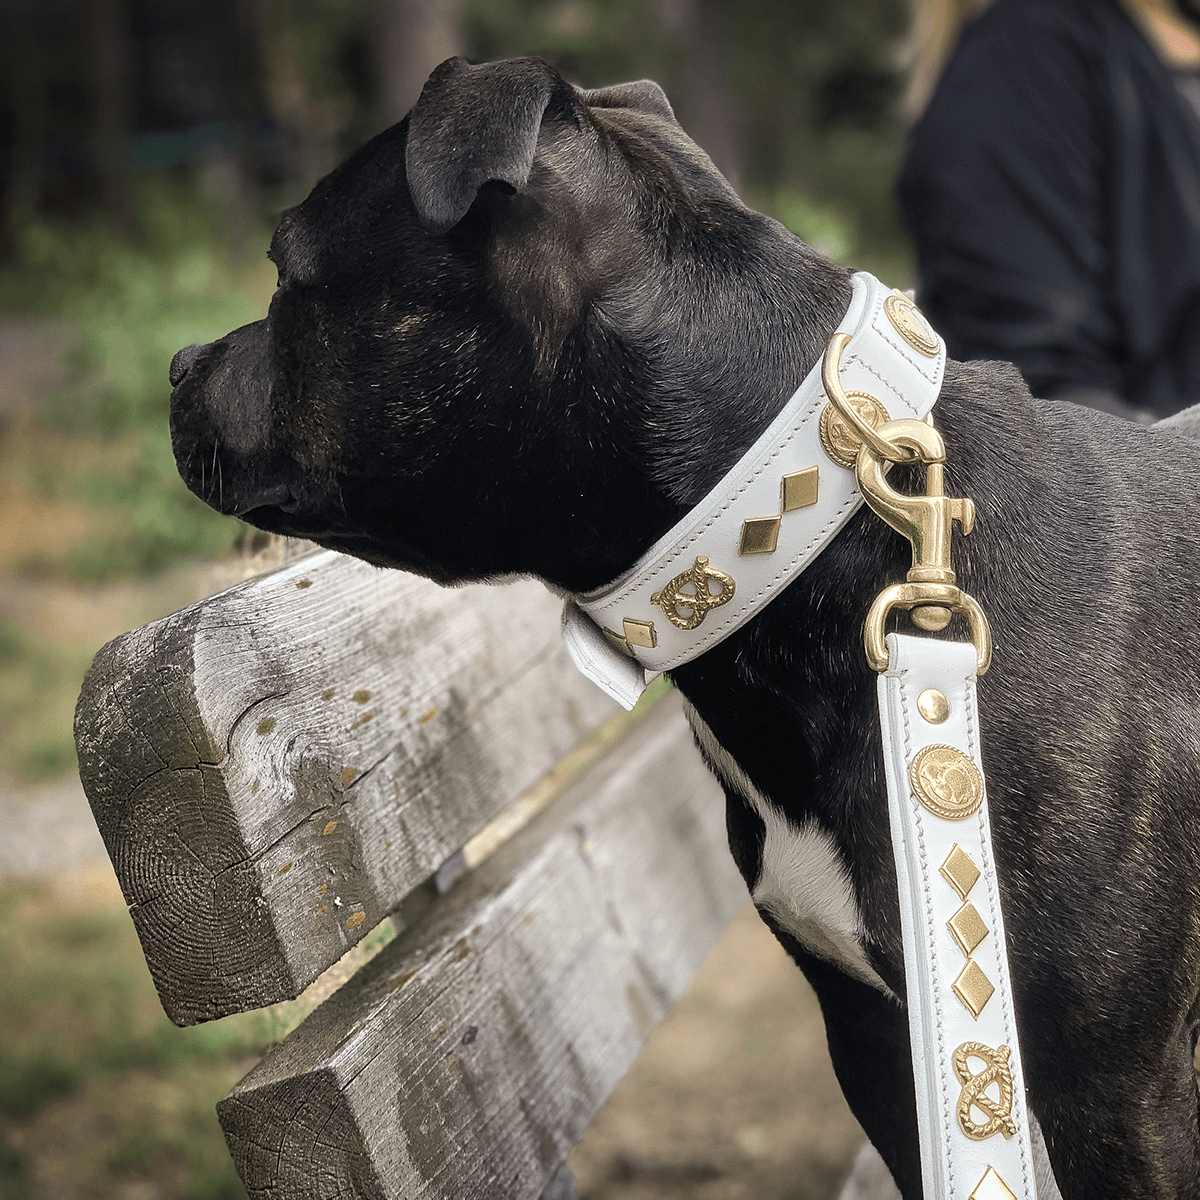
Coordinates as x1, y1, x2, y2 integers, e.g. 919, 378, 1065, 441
206, 439, 221, 504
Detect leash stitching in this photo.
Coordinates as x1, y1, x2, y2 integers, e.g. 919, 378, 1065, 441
899, 667, 957, 1190
965, 673, 1034, 1196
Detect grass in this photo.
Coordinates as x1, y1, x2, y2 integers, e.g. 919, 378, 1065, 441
0, 875, 396, 1199
0, 620, 95, 781
0, 878, 265, 1198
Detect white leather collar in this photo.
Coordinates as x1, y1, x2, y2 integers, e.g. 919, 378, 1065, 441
562, 271, 947, 708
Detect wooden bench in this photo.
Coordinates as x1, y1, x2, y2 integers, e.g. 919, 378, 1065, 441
73, 548, 748, 1199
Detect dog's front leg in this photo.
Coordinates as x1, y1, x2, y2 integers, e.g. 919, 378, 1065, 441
766, 928, 923, 1199
716, 782, 922, 1196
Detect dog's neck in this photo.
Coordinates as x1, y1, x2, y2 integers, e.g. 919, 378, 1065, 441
529, 222, 854, 594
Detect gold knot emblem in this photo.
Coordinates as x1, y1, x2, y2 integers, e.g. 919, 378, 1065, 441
651, 556, 736, 631
953, 1042, 1017, 1141
909, 744, 984, 820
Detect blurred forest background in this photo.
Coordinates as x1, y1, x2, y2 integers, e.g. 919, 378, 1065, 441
0, 0, 914, 783
0, 1, 913, 1197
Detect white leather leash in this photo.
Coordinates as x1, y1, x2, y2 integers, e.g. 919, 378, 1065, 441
560, 270, 1036, 1200
880, 635, 1035, 1200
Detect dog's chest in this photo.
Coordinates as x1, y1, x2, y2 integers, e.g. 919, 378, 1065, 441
683, 702, 892, 997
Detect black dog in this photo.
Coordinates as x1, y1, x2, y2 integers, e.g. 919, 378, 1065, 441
169, 56, 1200, 1199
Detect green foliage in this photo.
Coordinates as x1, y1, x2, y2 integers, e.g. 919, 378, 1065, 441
0, 1050, 79, 1118
0, 174, 273, 581
469, 0, 671, 85
63, 434, 244, 580
0, 879, 280, 1197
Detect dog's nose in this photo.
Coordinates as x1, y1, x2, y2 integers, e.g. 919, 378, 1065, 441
169, 342, 212, 387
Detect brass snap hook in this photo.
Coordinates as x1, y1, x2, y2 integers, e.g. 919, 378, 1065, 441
855, 417, 992, 674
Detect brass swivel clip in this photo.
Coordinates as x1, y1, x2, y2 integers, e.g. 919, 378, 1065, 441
821, 334, 992, 674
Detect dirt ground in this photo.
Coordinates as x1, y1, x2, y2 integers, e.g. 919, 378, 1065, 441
569, 906, 868, 1200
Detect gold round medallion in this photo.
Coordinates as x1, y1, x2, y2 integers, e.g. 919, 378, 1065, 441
818, 391, 890, 468
884, 292, 940, 358
909, 744, 984, 820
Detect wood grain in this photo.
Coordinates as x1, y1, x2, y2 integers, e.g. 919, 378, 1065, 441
218, 693, 746, 1200
74, 551, 618, 1024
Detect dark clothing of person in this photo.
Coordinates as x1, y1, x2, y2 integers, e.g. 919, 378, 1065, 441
898, 0, 1200, 418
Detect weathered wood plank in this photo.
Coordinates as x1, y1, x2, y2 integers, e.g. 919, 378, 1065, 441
218, 692, 745, 1200
74, 551, 618, 1024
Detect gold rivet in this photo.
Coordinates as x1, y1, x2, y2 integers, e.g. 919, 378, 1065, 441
818, 391, 890, 468
939, 844, 980, 900
622, 617, 657, 649
969, 1166, 1018, 1200
947, 902, 989, 957
781, 467, 819, 512
917, 688, 950, 723
739, 516, 781, 555
952, 959, 995, 1019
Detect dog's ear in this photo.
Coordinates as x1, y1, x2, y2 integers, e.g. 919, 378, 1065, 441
577, 80, 676, 123
406, 57, 577, 234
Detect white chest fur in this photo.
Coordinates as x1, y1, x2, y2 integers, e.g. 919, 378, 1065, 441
683, 701, 894, 998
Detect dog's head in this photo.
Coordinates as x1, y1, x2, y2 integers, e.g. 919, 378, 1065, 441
170, 57, 847, 592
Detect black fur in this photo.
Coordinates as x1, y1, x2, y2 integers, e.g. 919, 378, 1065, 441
170, 57, 1200, 1198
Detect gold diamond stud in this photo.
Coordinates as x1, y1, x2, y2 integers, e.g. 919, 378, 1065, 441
781, 467, 819, 512
739, 516, 782, 555
602, 628, 635, 657
940, 844, 980, 900
622, 617, 657, 649
948, 902, 989, 957
969, 1166, 1018, 1200
953, 959, 995, 1019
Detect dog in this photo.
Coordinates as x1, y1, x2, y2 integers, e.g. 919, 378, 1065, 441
168, 56, 1200, 1199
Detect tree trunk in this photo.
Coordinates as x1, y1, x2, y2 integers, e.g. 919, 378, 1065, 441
663, 0, 742, 191
376, 0, 467, 127
0, 0, 45, 253
89, 0, 134, 233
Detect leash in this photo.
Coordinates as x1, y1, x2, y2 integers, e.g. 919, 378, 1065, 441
562, 272, 1037, 1200
849, 383, 1036, 1200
